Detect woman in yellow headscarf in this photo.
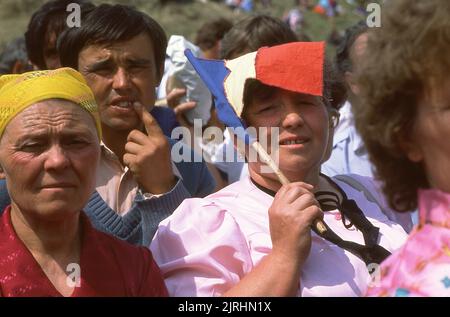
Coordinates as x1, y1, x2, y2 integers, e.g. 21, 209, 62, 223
0, 68, 167, 297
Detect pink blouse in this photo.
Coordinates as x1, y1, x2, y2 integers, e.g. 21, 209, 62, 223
151, 177, 408, 296
366, 189, 450, 297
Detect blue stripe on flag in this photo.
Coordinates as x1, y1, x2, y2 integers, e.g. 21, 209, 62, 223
185, 49, 252, 144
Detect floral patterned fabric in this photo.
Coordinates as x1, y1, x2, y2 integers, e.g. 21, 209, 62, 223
367, 189, 450, 297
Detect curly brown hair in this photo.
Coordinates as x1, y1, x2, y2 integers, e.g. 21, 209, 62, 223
353, 0, 450, 212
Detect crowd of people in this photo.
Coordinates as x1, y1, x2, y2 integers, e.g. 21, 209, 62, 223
0, 0, 448, 297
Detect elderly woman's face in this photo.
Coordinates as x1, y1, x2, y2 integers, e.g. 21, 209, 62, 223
243, 87, 330, 178
0, 100, 100, 219
403, 79, 450, 193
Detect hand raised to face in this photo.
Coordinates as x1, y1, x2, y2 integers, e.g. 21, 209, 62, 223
123, 102, 177, 195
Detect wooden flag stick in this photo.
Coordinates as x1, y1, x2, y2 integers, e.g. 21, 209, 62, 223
251, 141, 327, 234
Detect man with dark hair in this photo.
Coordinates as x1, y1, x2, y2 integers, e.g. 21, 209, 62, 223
220, 14, 298, 59
54, 4, 215, 245
194, 18, 232, 60
24, 0, 182, 138
321, 20, 372, 177
25, 0, 95, 70
335, 20, 368, 87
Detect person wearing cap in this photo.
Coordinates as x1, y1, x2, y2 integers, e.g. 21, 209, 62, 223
150, 42, 409, 297
0, 68, 167, 297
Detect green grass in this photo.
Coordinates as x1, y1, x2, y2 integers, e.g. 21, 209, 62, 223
0, 0, 377, 53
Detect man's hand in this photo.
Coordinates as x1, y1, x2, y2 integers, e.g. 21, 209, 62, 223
166, 88, 196, 127
123, 102, 177, 195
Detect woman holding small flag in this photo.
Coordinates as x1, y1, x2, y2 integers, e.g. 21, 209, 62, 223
151, 42, 409, 297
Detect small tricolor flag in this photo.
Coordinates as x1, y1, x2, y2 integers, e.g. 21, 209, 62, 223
185, 41, 325, 144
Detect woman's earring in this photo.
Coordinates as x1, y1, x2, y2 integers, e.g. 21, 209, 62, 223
330, 109, 340, 129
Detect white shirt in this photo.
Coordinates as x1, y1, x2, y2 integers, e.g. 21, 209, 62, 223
322, 101, 374, 177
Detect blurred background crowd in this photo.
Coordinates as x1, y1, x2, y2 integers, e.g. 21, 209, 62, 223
0, 0, 378, 74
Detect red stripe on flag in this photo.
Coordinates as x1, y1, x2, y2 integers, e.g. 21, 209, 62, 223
255, 42, 324, 97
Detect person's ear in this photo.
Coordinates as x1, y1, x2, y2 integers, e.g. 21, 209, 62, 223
329, 108, 340, 129
157, 62, 165, 85
397, 133, 423, 163
345, 71, 360, 96
321, 110, 337, 164
0, 165, 5, 180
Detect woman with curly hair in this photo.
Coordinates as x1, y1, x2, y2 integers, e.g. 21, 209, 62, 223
352, 0, 450, 297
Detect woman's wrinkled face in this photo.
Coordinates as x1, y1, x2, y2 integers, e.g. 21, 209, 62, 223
402, 79, 450, 193
0, 100, 100, 220
243, 86, 330, 181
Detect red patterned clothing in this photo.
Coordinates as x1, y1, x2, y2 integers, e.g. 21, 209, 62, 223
0, 206, 168, 297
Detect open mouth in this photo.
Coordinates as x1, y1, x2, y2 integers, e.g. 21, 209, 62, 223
42, 183, 75, 189
280, 139, 306, 145
279, 138, 308, 145
114, 101, 134, 109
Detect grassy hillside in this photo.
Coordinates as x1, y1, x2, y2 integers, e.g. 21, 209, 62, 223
0, 0, 376, 52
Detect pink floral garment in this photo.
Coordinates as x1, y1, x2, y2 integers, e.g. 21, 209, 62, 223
367, 189, 450, 297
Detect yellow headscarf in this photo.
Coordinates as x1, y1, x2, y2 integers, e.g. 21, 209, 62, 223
0, 67, 101, 138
